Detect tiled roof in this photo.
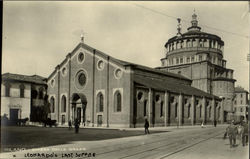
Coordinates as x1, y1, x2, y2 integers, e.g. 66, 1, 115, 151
166, 30, 224, 46
81, 43, 191, 81
2, 73, 47, 85
115, 59, 192, 82
48, 42, 191, 82
235, 87, 248, 93
134, 75, 220, 99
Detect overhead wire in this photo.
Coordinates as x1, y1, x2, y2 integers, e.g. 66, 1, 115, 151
133, 3, 249, 39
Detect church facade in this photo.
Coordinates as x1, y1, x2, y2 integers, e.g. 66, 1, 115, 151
47, 16, 225, 127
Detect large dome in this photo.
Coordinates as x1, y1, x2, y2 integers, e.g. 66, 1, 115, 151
166, 30, 224, 47
164, 13, 224, 56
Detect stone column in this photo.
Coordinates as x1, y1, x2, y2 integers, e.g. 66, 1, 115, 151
191, 95, 195, 125
220, 99, 224, 124
178, 93, 183, 126
215, 41, 218, 49
164, 91, 169, 127
183, 39, 187, 48
72, 104, 75, 122
148, 88, 153, 126
202, 97, 206, 124
174, 41, 177, 50
206, 39, 210, 48
212, 98, 216, 123
66, 54, 71, 124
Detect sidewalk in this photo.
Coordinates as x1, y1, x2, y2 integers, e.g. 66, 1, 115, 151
163, 135, 249, 159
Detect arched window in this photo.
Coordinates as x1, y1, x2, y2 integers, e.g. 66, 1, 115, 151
31, 90, 38, 99
187, 40, 191, 47
191, 56, 195, 62
20, 84, 25, 98
39, 87, 44, 99
114, 91, 122, 112
50, 97, 55, 113
175, 103, 178, 118
192, 39, 197, 47
200, 106, 202, 118
188, 105, 191, 118
61, 95, 66, 112
97, 92, 104, 112
218, 107, 221, 118
180, 41, 184, 48
199, 40, 203, 47
5, 83, 11, 97
209, 107, 211, 118
144, 100, 147, 116
160, 101, 164, 117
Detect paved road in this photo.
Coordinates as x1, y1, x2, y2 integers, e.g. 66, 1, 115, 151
1, 125, 248, 159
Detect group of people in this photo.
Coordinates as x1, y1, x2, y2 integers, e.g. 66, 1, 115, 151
224, 120, 249, 148
68, 119, 80, 134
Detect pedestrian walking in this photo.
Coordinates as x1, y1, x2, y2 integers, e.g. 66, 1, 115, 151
214, 120, 217, 127
144, 119, 150, 134
201, 122, 205, 128
226, 120, 238, 148
241, 121, 248, 146
74, 119, 80, 134
68, 119, 72, 130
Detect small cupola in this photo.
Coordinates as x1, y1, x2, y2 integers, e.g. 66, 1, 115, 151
187, 10, 201, 32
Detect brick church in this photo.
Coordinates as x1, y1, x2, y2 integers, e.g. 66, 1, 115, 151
47, 13, 228, 128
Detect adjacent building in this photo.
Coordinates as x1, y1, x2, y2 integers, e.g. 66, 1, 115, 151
1, 73, 47, 122
233, 86, 249, 121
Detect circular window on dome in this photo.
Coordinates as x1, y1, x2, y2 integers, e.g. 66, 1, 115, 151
97, 60, 104, 70
75, 70, 87, 89
78, 52, 85, 63
155, 94, 161, 103
114, 68, 122, 79
62, 67, 67, 76
137, 92, 143, 101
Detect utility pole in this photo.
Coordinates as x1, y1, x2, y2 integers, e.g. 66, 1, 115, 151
247, 1, 250, 122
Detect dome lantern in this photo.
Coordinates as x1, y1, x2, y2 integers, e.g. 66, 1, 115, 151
187, 10, 201, 32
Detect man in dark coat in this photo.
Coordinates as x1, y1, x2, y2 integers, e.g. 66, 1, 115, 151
144, 119, 150, 134
214, 120, 217, 127
241, 121, 249, 146
74, 119, 80, 134
226, 120, 238, 148
68, 119, 72, 130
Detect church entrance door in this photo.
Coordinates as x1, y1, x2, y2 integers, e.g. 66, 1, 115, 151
71, 93, 87, 125
77, 108, 81, 123
97, 115, 102, 127
10, 109, 19, 121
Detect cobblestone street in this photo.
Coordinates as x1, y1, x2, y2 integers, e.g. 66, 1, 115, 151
1, 125, 248, 159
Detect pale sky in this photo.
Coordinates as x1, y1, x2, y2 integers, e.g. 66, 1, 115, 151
2, 1, 249, 91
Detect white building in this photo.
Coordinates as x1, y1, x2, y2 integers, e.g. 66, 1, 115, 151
1, 73, 47, 122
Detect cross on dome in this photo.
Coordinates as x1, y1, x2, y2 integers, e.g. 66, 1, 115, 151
80, 30, 86, 43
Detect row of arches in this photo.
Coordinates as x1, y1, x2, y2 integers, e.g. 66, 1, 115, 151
164, 54, 224, 67
140, 100, 219, 121
49, 95, 66, 113
48, 90, 123, 117
166, 38, 223, 52
134, 90, 222, 127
